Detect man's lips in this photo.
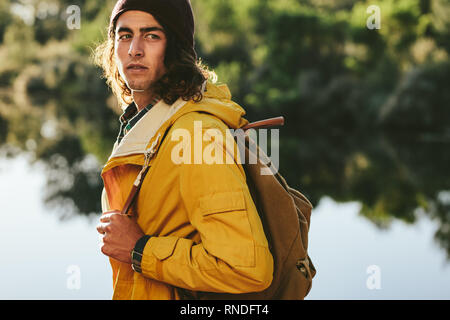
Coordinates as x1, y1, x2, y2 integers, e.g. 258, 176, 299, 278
127, 64, 148, 71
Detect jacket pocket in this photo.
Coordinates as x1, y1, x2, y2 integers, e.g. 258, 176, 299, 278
198, 190, 255, 267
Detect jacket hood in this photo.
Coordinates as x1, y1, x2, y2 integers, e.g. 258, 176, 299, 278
186, 82, 249, 130
104, 82, 248, 166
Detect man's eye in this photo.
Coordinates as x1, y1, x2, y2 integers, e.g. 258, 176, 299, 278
146, 34, 160, 40
118, 34, 131, 40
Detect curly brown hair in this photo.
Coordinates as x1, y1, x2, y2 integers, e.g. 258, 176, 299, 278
93, 20, 216, 109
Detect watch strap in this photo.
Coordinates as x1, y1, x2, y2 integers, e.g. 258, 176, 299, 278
131, 235, 151, 273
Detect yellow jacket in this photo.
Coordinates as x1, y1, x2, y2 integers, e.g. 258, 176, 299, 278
100, 83, 273, 300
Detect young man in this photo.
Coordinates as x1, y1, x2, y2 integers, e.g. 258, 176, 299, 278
95, 0, 273, 300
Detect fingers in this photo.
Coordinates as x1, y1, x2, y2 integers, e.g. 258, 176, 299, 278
100, 210, 122, 223
96, 224, 102, 235
96, 222, 106, 235
97, 210, 124, 235
97, 222, 112, 235
96, 211, 127, 234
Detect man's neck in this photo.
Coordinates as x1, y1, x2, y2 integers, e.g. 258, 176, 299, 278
132, 90, 158, 112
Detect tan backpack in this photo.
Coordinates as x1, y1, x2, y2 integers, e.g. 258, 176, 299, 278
123, 115, 316, 300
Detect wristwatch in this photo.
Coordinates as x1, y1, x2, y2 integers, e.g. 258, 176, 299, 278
131, 235, 152, 273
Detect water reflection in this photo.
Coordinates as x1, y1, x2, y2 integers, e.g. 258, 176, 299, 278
1, 124, 449, 260
282, 130, 450, 260
1, 155, 447, 299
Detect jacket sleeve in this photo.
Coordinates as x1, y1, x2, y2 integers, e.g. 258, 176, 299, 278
139, 118, 274, 294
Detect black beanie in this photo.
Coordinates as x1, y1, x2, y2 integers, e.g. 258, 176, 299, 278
110, 0, 196, 59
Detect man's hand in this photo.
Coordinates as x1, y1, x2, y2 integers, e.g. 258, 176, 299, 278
96, 211, 145, 264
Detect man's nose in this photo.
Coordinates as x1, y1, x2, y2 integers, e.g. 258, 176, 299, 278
128, 37, 144, 57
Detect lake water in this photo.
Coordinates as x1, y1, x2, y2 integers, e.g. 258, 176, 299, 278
1, 155, 449, 300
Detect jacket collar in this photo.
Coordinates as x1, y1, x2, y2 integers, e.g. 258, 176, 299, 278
109, 97, 189, 160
